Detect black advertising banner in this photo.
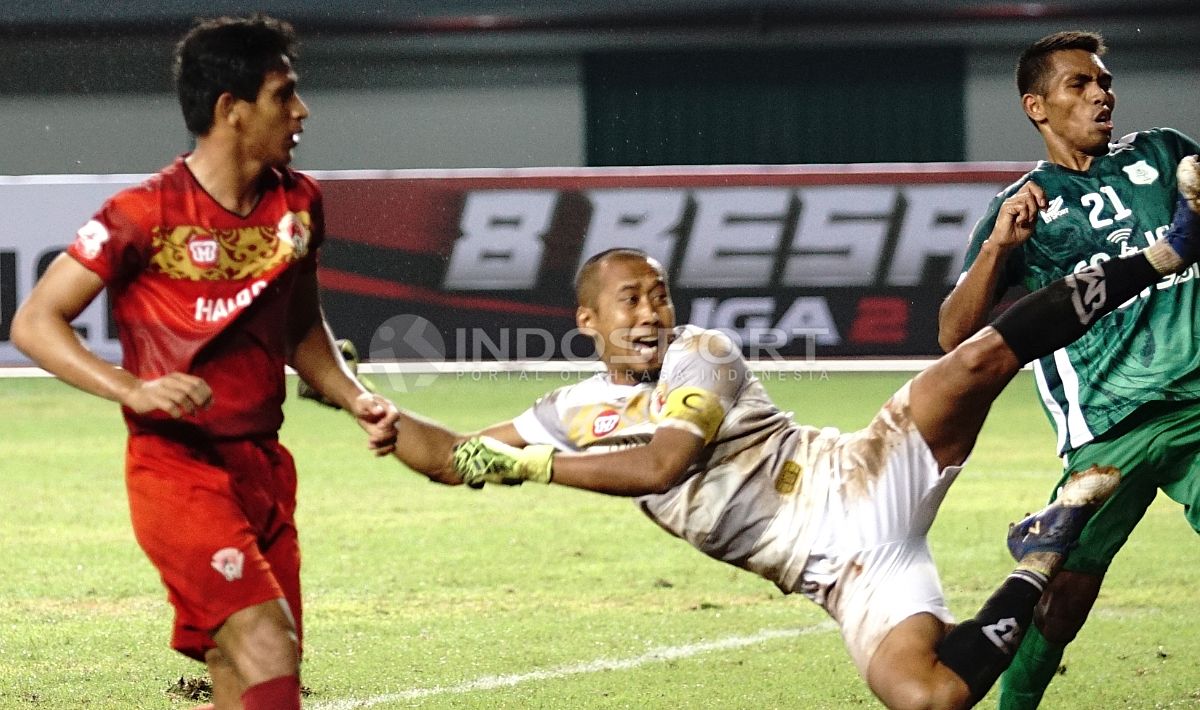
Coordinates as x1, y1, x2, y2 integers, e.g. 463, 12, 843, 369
314, 164, 1026, 362
0, 164, 1029, 365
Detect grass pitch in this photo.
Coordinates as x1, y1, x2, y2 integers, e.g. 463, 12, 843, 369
0, 371, 1197, 709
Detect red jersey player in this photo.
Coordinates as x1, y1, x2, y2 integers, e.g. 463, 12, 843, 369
11, 15, 398, 710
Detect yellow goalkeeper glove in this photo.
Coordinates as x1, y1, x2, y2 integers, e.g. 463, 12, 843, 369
453, 436, 554, 487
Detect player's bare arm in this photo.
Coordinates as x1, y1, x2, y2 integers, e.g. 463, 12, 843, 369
390, 411, 471, 485
287, 268, 399, 455
552, 427, 704, 495
938, 181, 1046, 351
388, 416, 522, 486
12, 253, 212, 418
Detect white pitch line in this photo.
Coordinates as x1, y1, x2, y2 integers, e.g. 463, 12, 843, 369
311, 623, 836, 710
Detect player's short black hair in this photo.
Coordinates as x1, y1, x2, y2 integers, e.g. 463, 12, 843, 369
1016, 30, 1106, 97
574, 248, 654, 308
174, 14, 299, 136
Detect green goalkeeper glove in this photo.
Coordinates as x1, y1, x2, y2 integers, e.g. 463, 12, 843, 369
453, 436, 554, 487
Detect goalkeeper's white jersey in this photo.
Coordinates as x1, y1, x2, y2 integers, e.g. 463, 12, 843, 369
513, 325, 827, 590
515, 325, 960, 675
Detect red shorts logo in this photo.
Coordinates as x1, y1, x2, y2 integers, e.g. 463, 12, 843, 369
592, 409, 621, 437
210, 547, 245, 582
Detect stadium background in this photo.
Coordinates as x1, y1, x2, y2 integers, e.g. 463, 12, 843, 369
2, 1, 1199, 364
2, 5, 1200, 708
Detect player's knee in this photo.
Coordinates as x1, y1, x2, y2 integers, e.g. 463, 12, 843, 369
874, 677, 963, 710
948, 330, 1018, 383
215, 603, 299, 681
242, 617, 296, 669
1034, 572, 1103, 644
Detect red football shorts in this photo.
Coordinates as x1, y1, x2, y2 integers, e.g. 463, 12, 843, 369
125, 433, 302, 661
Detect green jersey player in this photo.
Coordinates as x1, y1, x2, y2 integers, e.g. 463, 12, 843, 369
939, 31, 1200, 709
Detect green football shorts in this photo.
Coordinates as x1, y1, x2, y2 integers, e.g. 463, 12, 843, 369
1058, 399, 1200, 575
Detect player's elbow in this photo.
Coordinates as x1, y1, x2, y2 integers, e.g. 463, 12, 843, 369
936, 305, 969, 353
10, 301, 44, 360
946, 328, 1019, 382
643, 455, 691, 494
639, 430, 704, 494
937, 325, 964, 354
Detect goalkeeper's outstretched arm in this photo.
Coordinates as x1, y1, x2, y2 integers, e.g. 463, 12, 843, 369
392, 413, 525, 486
551, 428, 704, 496
454, 427, 705, 496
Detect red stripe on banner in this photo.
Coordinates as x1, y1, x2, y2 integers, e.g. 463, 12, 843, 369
320, 180, 462, 253
319, 268, 576, 318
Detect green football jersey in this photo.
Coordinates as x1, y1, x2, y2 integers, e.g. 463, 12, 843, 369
961, 128, 1200, 454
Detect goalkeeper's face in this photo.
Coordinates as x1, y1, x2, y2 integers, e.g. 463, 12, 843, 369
577, 255, 676, 385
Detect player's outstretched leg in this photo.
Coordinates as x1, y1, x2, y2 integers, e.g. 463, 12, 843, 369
934, 466, 1120, 707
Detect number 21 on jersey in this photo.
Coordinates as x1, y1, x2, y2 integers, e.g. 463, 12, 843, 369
1080, 186, 1132, 228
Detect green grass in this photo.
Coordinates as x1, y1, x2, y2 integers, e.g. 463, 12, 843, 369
0, 372, 1197, 708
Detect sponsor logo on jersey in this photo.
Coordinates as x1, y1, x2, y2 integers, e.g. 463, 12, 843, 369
194, 279, 269, 323
277, 211, 311, 258
75, 219, 111, 260
1040, 195, 1069, 224
1122, 160, 1159, 185
186, 233, 220, 268
210, 547, 245, 582
592, 409, 621, 437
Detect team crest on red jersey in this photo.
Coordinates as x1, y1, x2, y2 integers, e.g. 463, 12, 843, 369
186, 233, 220, 269
277, 211, 311, 258
592, 409, 621, 437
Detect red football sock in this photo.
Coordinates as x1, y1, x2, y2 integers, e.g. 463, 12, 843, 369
241, 675, 300, 710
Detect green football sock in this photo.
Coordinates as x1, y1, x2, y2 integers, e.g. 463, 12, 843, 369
997, 625, 1066, 710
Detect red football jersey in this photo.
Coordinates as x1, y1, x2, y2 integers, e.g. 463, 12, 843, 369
68, 156, 325, 438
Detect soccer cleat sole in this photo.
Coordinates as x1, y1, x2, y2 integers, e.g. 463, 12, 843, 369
1007, 465, 1120, 562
